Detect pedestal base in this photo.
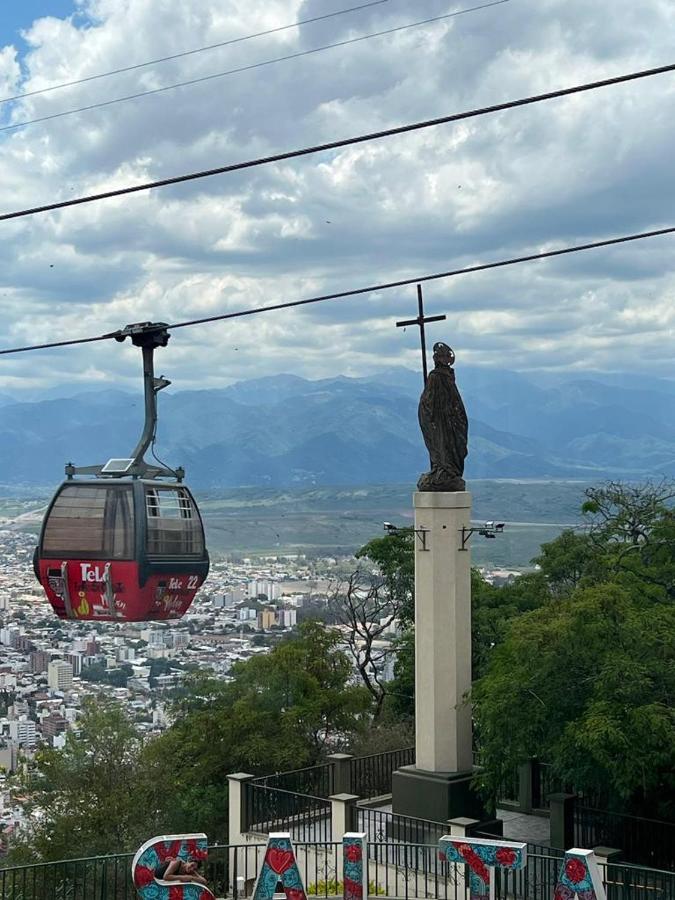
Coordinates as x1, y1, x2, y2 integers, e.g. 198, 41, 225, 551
391, 765, 488, 823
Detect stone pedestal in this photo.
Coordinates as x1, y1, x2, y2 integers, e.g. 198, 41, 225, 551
392, 765, 486, 823
392, 491, 486, 822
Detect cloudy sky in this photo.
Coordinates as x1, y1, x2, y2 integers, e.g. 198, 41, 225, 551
0, 0, 674, 395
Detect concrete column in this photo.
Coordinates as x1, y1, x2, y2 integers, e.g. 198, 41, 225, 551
549, 793, 576, 850
518, 760, 534, 813
414, 491, 473, 773
228, 772, 254, 845
327, 753, 353, 795
228, 773, 255, 899
329, 793, 359, 841
448, 817, 480, 838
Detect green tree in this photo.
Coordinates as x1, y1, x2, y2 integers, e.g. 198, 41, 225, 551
80, 663, 132, 687
471, 570, 549, 679
472, 583, 675, 819
12, 700, 148, 861
139, 622, 369, 840
582, 479, 675, 546
386, 628, 415, 720
356, 528, 414, 625
532, 530, 597, 596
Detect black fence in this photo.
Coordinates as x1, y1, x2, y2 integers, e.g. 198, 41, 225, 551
0, 846, 230, 900
246, 747, 675, 872
532, 762, 565, 810
575, 806, 675, 871
245, 783, 332, 841
350, 747, 415, 799
357, 807, 449, 848
0, 853, 135, 900
252, 763, 334, 798
2, 841, 674, 900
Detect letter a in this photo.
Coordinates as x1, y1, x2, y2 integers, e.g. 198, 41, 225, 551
253, 833, 307, 900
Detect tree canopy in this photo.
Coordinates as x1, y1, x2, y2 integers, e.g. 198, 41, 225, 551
474, 481, 675, 819
9, 622, 370, 860
11, 701, 146, 861
473, 583, 674, 818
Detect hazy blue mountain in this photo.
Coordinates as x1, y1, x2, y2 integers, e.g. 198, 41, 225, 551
0, 368, 673, 486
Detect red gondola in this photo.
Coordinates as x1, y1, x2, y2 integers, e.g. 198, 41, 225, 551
34, 323, 209, 621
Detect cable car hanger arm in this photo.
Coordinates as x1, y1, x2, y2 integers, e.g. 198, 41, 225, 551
67, 322, 184, 481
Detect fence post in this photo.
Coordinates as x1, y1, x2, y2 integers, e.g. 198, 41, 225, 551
448, 817, 481, 837
228, 772, 255, 844
594, 846, 622, 890
518, 760, 534, 813
549, 793, 576, 850
228, 773, 256, 900
327, 753, 353, 795
330, 793, 359, 840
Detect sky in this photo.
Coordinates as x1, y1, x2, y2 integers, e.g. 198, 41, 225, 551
0, 0, 675, 396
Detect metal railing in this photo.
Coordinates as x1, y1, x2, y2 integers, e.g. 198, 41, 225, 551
605, 860, 675, 900
349, 747, 415, 799
575, 806, 675, 871
473, 749, 520, 806
245, 783, 332, 841
532, 762, 564, 810
357, 807, 449, 849
252, 762, 334, 798
0, 852, 135, 900
2, 842, 673, 900
0, 842, 467, 900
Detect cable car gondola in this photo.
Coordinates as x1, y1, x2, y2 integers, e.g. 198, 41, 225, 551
34, 322, 209, 621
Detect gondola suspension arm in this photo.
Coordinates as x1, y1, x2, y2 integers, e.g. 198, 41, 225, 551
66, 322, 183, 481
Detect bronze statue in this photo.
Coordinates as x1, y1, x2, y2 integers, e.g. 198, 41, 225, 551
417, 342, 468, 492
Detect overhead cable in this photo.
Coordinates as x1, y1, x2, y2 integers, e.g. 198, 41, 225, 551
0, 1, 510, 136
1, 59, 673, 223
0, 0, 393, 105
0, 222, 673, 356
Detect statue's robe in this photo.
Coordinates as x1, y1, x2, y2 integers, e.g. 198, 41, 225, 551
418, 365, 468, 491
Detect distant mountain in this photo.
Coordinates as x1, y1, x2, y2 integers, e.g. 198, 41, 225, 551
0, 368, 674, 486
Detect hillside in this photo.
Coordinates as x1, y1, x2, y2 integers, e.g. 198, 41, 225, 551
0, 367, 674, 486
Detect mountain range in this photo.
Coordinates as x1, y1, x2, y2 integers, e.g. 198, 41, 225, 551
1, 366, 674, 487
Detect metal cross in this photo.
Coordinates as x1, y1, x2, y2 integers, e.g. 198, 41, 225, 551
396, 284, 447, 384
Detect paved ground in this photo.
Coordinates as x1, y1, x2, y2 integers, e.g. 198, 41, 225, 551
497, 808, 550, 847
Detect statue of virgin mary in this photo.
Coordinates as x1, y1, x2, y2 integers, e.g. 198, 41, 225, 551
417, 342, 468, 492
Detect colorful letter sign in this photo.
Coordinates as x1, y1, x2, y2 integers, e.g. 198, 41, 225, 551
131, 832, 214, 900
343, 833, 368, 900
252, 832, 368, 900
252, 833, 308, 900
439, 836, 527, 900
554, 849, 607, 900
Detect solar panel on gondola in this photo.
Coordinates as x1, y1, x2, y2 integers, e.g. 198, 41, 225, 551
34, 323, 209, 622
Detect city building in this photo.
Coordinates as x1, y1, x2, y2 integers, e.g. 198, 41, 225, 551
8, 718, 37, 748
47, 660, 73, 692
